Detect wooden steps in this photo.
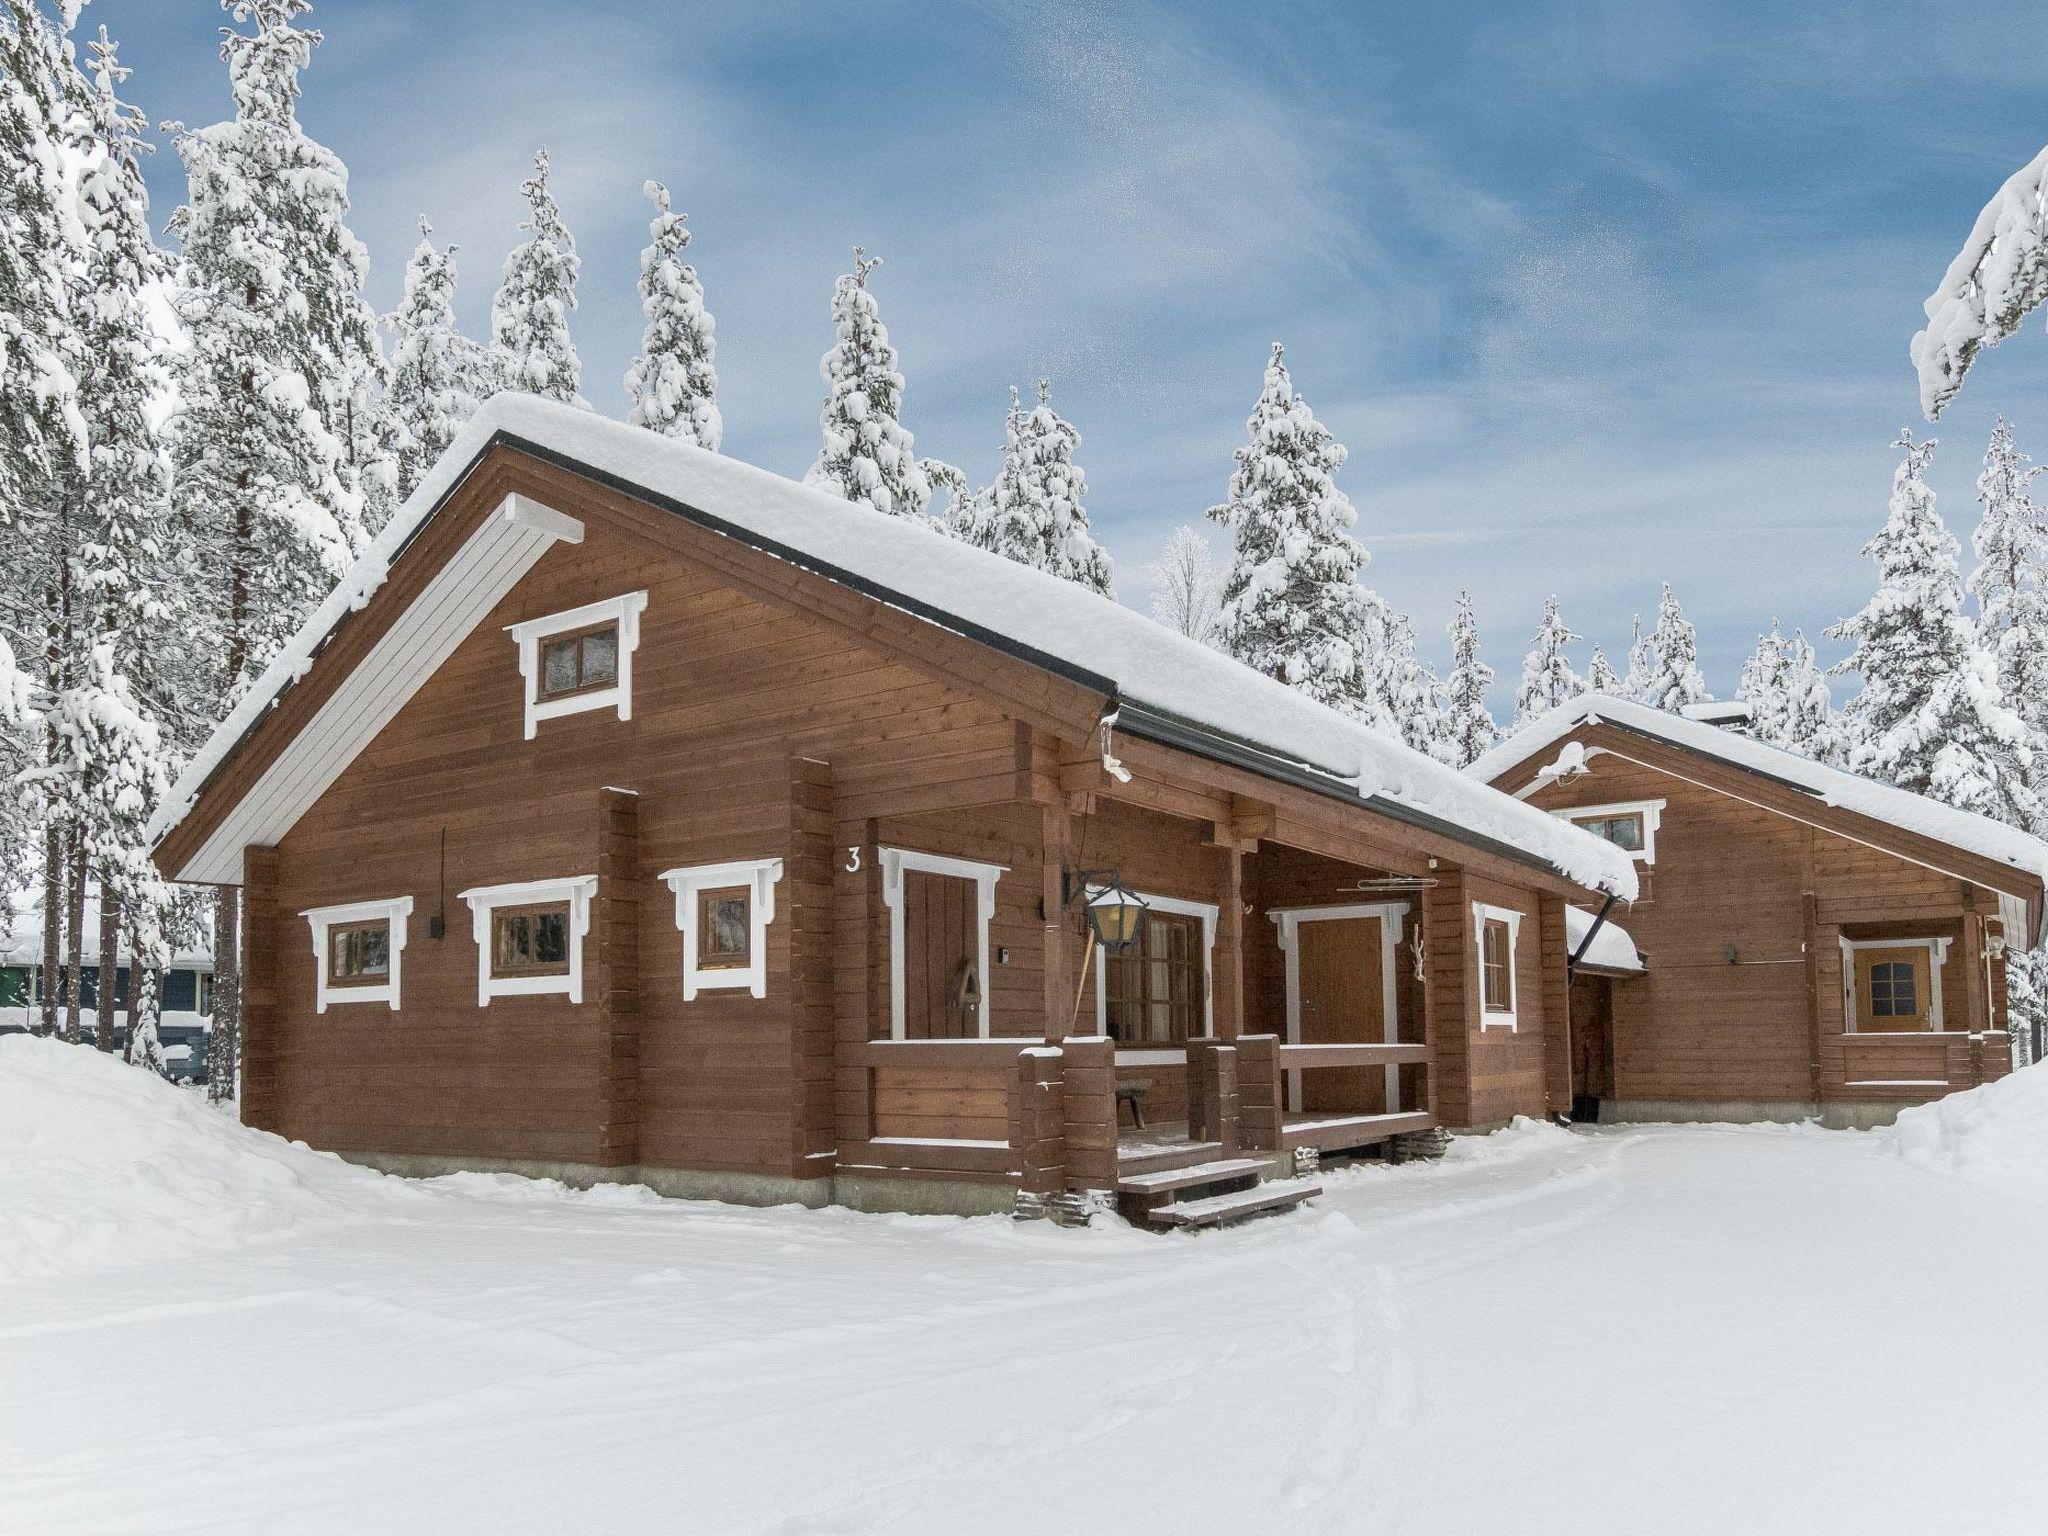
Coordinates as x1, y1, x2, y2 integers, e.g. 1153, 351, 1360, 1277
1281, 1110, 1435, 1154
1146, 1177, 1323, 1229
1115, 1156, 1270, 1197
1113, 1139, 1226, 1177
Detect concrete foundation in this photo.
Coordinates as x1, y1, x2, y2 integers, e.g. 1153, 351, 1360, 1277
1597, 1098, 1908, 1131
337, 1149, 1015, 1217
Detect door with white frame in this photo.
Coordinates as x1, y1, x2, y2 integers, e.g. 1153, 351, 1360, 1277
1271, 902, 1408, 1115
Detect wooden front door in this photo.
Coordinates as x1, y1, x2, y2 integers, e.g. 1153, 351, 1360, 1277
1296, 916, 1386, 1113
902, 869, 980, 1039
1854, 945, 1933, 1033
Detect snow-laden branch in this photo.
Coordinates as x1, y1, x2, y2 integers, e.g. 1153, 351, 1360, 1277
1913, 144, 2048, 420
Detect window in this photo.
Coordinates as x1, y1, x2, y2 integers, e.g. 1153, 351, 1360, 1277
1555, 799, 1665, 865
491, 903, 571, 977
459, 876, 597, 1005
1868, 960, 1917, 1019
1105, 910, 1205, 1045
507, 591, 648, 739
1472, 902, 1524, 1029
537, 623, 619, 701
660, 859, 785, 1001
1846, 938, 1948, 1033
697, 887, 751, 969
301, 897, 412, 1012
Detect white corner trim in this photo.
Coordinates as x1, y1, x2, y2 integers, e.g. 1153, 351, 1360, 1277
1268, 902, 1409, 1112
301, 896, 413, 1013
879, 847, 1007, 1040
1840, 934, 1953, 1032
1553, 797, 1666, 864
1473, 901, 1524, 1032
1090, 887, 1221, 1040
506, 589, 649, 741
457, 875, 597, 1006
659, 859, 785, 1001
498, 492, 584, 544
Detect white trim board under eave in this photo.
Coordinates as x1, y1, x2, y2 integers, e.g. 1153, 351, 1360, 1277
171, 499, 580, 884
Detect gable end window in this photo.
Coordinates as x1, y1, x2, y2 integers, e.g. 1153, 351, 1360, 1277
507, 591, 648, 740
459, 876, 597, 1006
661, 859, 785, 1001
302, 897, 413, 1013
1472, 902, 1524, 1030
1555, 799, 1665, 865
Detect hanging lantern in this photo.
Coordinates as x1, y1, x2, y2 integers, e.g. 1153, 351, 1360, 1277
1084, 878, 1150, 953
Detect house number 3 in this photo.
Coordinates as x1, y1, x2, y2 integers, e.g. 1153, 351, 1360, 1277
845, 846, 862, 872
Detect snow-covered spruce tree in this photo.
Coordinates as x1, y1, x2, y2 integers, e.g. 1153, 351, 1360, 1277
1640, 583, 1709, 712
1586, 644, 1622, 696
624, 180, 719, 450
804, 248, 930, 519
1376, 610, 1453, 762
1207, 343, 1372, 712
491, 147, 587, 408
926, 457, 991, 544
1515, 597, 1583, 727
1621, 612, 1652, 703
1969, 417, 2048, 768
1150, 525, 1221, 646
1444, 591, 1497, 767
1830, 431, 2039, 826
385, 218, 483, 499
984, 379, 1112, 594
1738, 621, 1790, 741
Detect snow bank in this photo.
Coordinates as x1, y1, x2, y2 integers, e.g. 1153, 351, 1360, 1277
1888, 1064, 2048, 1186
1440, 1113, 1575, 1162
0, 1036, 410, 1284
152, 394, 1638, 901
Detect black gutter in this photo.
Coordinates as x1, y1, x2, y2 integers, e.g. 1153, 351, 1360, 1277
1566, 890, 1620, 976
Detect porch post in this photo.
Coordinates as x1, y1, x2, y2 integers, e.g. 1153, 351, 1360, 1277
1010, 1047, 1066, 1213
1421, 868, 1473, 1127
1211, 844, 1245, 1040
1537, 895, 1571, 1118
1236, 1035, 1282, 1152
1041, 802, 1074, 1042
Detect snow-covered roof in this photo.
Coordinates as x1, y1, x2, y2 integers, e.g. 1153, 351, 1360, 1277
1565, 904, 1643, 975
1469, 694, 2048, 916
151, 395, 1637, 900
1, 893, 213, 971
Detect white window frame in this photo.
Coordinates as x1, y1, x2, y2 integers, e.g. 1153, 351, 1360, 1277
1473, 901, 1524, 1031
660, 859, 785, 1001
1092, 888, 1220, 1057
301, 896, 413, 1013
1555, 798, 1665, 865
1841, 935, 1953, 1033
879, 847, 1006, 1040
507, 590, 649, 741
459, 875, 598, 1006
1269, 901, 1408, 1112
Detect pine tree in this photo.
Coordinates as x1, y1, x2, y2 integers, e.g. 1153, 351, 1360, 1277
983, 380, 1112, 594
1738, 622, 1790, 741
1640, 583, 1709, 712
490, 147, 586, 408
1444, 591, 1497, 767
1830, 431, 2039, 825
1586, 644, 1623, 695
1378, 611, 1452, 761
624, 180, 720, 451
1622, 613, 1652, 703
1776, 630, 1840, 763
1150, 525, 1221, 645
804, 248, 930, 519
1969, 417, 2048, 771
1208, 343, 1372, 712
386, 218, 483, 498
1515, 597, 1583, 726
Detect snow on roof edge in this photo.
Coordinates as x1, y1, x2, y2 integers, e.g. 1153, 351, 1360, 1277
151, 396, 1639, 900
1469, 694, 2048, 905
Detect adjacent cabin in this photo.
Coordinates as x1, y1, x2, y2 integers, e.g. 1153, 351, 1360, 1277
148, 395, 1635, 1225
1472, 696, 2048, 1128
0, 896, 215, 1025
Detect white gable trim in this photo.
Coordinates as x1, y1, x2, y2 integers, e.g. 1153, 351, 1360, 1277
508, 590, 649, 740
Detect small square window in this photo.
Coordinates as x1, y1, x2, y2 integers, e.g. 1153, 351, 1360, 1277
328, 920, 391, 982
698, 887, 752, 970
537, 624, 621, 702
492, 903, 572, 977
1574, 812, 1644, 852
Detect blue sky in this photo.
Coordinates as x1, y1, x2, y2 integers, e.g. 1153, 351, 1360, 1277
92, 0, 2048, 705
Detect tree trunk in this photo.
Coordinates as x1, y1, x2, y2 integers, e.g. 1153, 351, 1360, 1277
121, 918, 142, 1060
38, 823, 62, 1037
61, 827, 87, 1044
207, 885, 242, 1103
94, 879, 121, 1053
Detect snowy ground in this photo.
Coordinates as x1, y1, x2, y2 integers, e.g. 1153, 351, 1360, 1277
5, 1040, 2047, 1536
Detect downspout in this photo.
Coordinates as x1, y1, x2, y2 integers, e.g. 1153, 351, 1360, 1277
1567, 890, 1619, 977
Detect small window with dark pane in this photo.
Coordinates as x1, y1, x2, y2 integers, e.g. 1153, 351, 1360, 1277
1104, 910, 1203, 1045
537, 623, 620, 701
697, 886, 751, 970
1573, 811, 1644, 853
328, 920, 391, 983
1869, 960, 1918, 1019
1481, 918, 1514, 1012
491, 903, 571, 977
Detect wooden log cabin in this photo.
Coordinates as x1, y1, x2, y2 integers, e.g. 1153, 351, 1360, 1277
1472, 696, 2048, 1128
149, 396, 1638, 1226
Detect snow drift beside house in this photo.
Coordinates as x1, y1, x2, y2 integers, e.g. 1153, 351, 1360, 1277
0, 1036, 408, 1284
1888, 1064, 2048, 1185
